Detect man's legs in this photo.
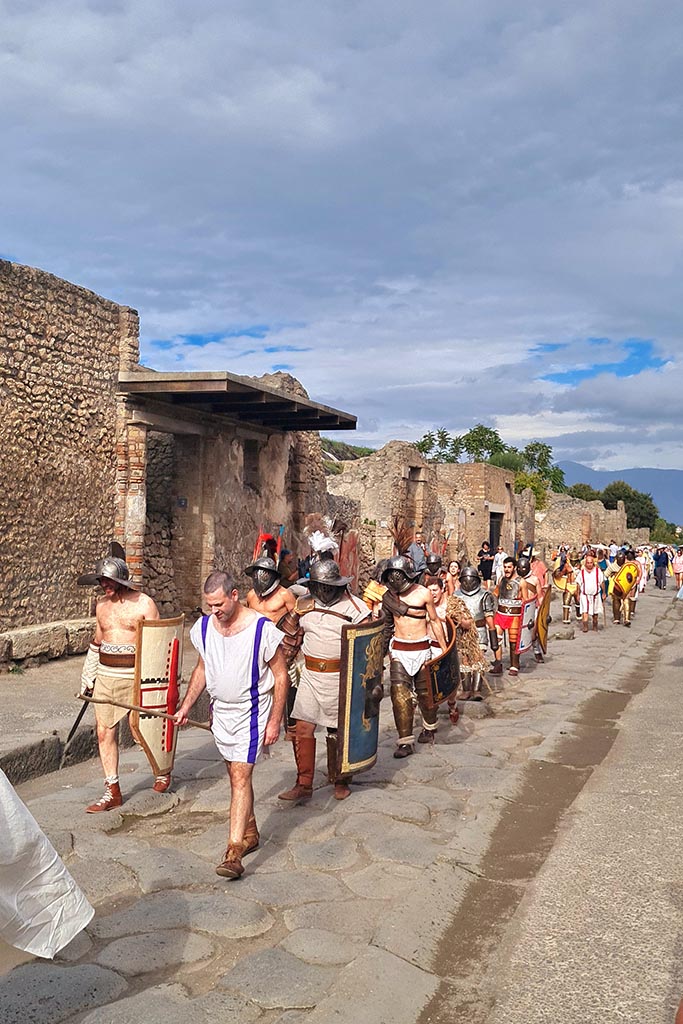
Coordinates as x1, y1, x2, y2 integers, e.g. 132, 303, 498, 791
278, 719, 316, 803
216, 761, 255, 879
390, 660, 416, 757
86, 720, 122, 813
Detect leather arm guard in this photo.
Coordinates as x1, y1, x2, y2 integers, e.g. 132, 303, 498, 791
276, 610, 303, 667
80, 642, 100, 696
488, 628, 499, 652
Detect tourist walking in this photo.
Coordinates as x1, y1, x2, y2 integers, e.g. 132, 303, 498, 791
174, 570, 288, 880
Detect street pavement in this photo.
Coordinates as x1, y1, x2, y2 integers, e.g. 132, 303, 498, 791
0, 584, 680, 1024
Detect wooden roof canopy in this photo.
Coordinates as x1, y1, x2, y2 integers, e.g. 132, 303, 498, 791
117, 370, 356, 432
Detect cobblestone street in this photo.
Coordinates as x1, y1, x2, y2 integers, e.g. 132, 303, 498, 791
1, 586, 681, 1024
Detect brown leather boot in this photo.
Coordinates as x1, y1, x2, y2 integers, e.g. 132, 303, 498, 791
325, 734, 352, 800
278, 733, 315, 803
508, 650, 520, 676
153, 774, 172, 793
490, 660, 503, 676
592, 615, 599, 632
243, 815, 259, 855
86, 780, 122, 813
215, 842, 245, 879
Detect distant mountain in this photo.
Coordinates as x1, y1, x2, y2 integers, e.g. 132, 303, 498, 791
558, 461, 683, 524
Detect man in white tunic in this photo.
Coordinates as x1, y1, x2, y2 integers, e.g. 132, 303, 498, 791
174, 570, 288, 880
278, 561, 371, 803
576, 550, 604, 633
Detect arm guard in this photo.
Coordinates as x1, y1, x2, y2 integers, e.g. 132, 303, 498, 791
276, 610, 303, 667
380, 596, 397, 659
488, 628, 499, 652
80, 642, 100, 695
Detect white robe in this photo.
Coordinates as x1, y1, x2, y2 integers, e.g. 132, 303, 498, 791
578, 566, 604, 615
0, 770, 93, 958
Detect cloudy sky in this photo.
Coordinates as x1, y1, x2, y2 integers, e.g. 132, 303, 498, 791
3, 1, 683, 468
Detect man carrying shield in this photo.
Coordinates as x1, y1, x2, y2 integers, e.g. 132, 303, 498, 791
77, 551, 160, 812
492, 557, 536, 676
278, 561, 372, 803
174, 571, 288, 880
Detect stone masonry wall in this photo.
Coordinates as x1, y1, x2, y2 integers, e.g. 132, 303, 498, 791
143, 432, 179, 617
434, 463, 519, 563
0, 260, 138, 630
534, 492, 637, 559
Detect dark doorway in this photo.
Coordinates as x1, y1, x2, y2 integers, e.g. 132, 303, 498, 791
489, 512, 503, 550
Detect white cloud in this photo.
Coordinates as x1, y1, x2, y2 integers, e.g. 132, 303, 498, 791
2, 0, 683, 468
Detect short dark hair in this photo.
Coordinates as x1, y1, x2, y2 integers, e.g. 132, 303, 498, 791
503, 556, 516, 566
204, 570, 236, 595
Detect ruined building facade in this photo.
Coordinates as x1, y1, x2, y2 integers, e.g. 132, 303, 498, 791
0, 260, 350, 636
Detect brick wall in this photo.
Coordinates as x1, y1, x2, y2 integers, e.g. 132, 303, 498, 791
0, 260, 138, 629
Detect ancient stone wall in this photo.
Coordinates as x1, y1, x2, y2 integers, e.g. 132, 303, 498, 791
434, 463, 519, 563
534, 493, 642, 559
143, 432, 179, 617
0, 260, 138, 630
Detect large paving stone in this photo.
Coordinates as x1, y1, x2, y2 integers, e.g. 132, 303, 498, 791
80, 983, 261, 1024
372, 863, 473, 971
8, 622, 68, 660
219, 947, 336, 1009
342, 861, 419, 900
305, 946, 438, 1024
90, 889, 274, 939
189, 779, 229, 813
120, 789, 180, 817
0, 962, 128, 1024
284, 898, 380, 941
95, 930, 215, 975
228, 869, 346, 907
281, 927, 361, 965
290, 836, 360, 871
68, 858, 139, 904
264, 809, 338, 845
342, 787, 431, 823
338, 813, 444, 868
392, 783, 459, 812
116, 845, 210, 893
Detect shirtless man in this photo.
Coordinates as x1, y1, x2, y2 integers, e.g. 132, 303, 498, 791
381, 556, 448, 757
77, 553, 159, 812
245, 556, 298, 738
245, 556, 296, 621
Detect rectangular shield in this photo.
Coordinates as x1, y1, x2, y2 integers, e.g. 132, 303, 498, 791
336, 616, 386, 777
129, 615, 184, 777
423, 617, 460, 709
535, 587, 552, 654
516, 599, 537, 653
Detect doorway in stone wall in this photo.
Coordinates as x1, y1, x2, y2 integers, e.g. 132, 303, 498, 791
143, 431, 205, 617
489, 512, 503, 550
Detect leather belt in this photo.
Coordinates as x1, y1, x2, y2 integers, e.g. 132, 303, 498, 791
391, 639, 431, 651
304, 656, 341, 673
99, 652, 136, 669
497, 603, 521, 615
474, 617, 486, 627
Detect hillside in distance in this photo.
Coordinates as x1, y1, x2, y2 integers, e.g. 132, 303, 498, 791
558, 462, 683, 525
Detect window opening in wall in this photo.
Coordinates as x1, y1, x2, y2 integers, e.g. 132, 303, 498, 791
243, 439, 260, 493
489, 512, 503, 550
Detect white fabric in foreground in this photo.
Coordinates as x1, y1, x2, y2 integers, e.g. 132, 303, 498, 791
0, 769, 94, 958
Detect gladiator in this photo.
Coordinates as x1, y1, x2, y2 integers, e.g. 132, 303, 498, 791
515, 555, 544, 662
492, 556, 535, 676
454, 565, 500, 686
554, 548, 582, 624
380, 556, 448, 757
77, 549, 160, 812
576, 549, 604, 633
605, 550, 641, 627
278, 560, 372, 802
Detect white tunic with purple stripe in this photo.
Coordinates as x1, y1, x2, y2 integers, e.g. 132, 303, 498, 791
190, 613, 284, 764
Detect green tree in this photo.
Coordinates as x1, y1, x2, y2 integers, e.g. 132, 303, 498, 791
461, 424, 506, 462
488, 449, 526, 472
522, 441, 553, 473
601, 481, 658, 530
514, 471, 549, 511
651, 517, 678, 544
567, 482, 603, 502
415, 428, 463, 462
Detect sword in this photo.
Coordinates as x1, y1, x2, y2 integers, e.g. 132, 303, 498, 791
58, 699, 91, 769
77, 694, 212, 731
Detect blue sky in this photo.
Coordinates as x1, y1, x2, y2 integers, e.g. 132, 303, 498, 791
2, 1, 683, 469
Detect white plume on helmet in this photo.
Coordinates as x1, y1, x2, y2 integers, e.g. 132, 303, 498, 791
308, 530, 338, 555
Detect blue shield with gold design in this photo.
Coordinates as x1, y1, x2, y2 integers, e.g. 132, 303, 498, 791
336, 616, 386, 777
